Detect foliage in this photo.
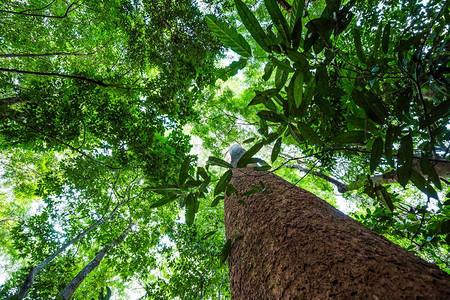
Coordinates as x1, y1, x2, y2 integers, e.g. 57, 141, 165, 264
0, 0, 449, 298
202, 0, 449, 274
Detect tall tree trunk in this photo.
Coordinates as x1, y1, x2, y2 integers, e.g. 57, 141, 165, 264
224, 167, 450, 299
59, 222, 135, 300
16, 203, 124, 299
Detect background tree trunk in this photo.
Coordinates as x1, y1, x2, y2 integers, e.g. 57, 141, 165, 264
59, 222, 135, 300
224, 167, 450, 299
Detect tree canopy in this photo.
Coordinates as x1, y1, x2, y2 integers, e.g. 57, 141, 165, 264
0, 0, 449, 299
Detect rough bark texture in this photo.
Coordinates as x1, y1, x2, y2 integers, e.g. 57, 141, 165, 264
224, 167, 450, 299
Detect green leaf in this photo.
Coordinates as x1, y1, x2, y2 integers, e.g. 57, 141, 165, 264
410, 169, 427, 193
150, 194, 179, 209
290, 0, 305, 28
243, 137, 256, 144
248, 89, 279, 107
297, 122, 321, 145
293, 71, 304, 108
351, 89, 388, 124
226, 183, 238, 196
220, 239, 232, 265
316, 65, 329, 96
410, 170, 438, 199
197, 167, 209, 180
211, 195, 224, 207
205, 14, 252, 57
326, 0, 341, 12
271, 137, 282, 162
263, 132, 279, 144
238, 142, 264, 167
266, 24, 281, 46
241, 188, 258, 197
262, 61, 275, 81
385, 126, 396, 166
257, 110, 284, 122
185, 194, 199, 226
375, 185, 394, 212
382, 23, 390, 54
201, 230, 217, 240
179, 157, 190, 186
397, 134, 413, 188
185, 178, 202, 188
353, 28, 366, 63
271, 57, 295, 72
335, 2, 354, 36
207, 156, 233, 169
373, 22, 383, 56
420, 100, 450, 129
290, 0, 305, 49
264, 0, 291, 45
305, 18, 335, 34
394, 34, 425, 52
215, 58, 248, 81
288, 123, 303, 144
397, 87, 412, 113
370, 137, 383, 174
146, 185, 181, 194
334, 131, 366, 144
214, 170, 233, 196
235, 0, 270, 52
275, 66, 288, 89
420, 156, 442, 190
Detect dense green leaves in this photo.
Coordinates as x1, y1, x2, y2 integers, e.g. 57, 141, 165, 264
2, 0, 450, 298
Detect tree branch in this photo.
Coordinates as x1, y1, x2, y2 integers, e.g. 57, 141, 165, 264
59, 221, 135, 300
286, 164, 350, 193
15, 199, 127, 299
0, 1, 79, 19
0, 67, 110, 87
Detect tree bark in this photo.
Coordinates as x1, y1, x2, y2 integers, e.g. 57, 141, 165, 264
224, 167, 450, 299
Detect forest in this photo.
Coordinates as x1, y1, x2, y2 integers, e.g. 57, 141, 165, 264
0, 0, 449, 298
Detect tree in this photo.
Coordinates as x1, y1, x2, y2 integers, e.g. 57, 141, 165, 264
59, 221, 135, 300
0, 0, 221, 298
225, 164, 450, 298
202, 0, 450, 274
1, 0, 449, 298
